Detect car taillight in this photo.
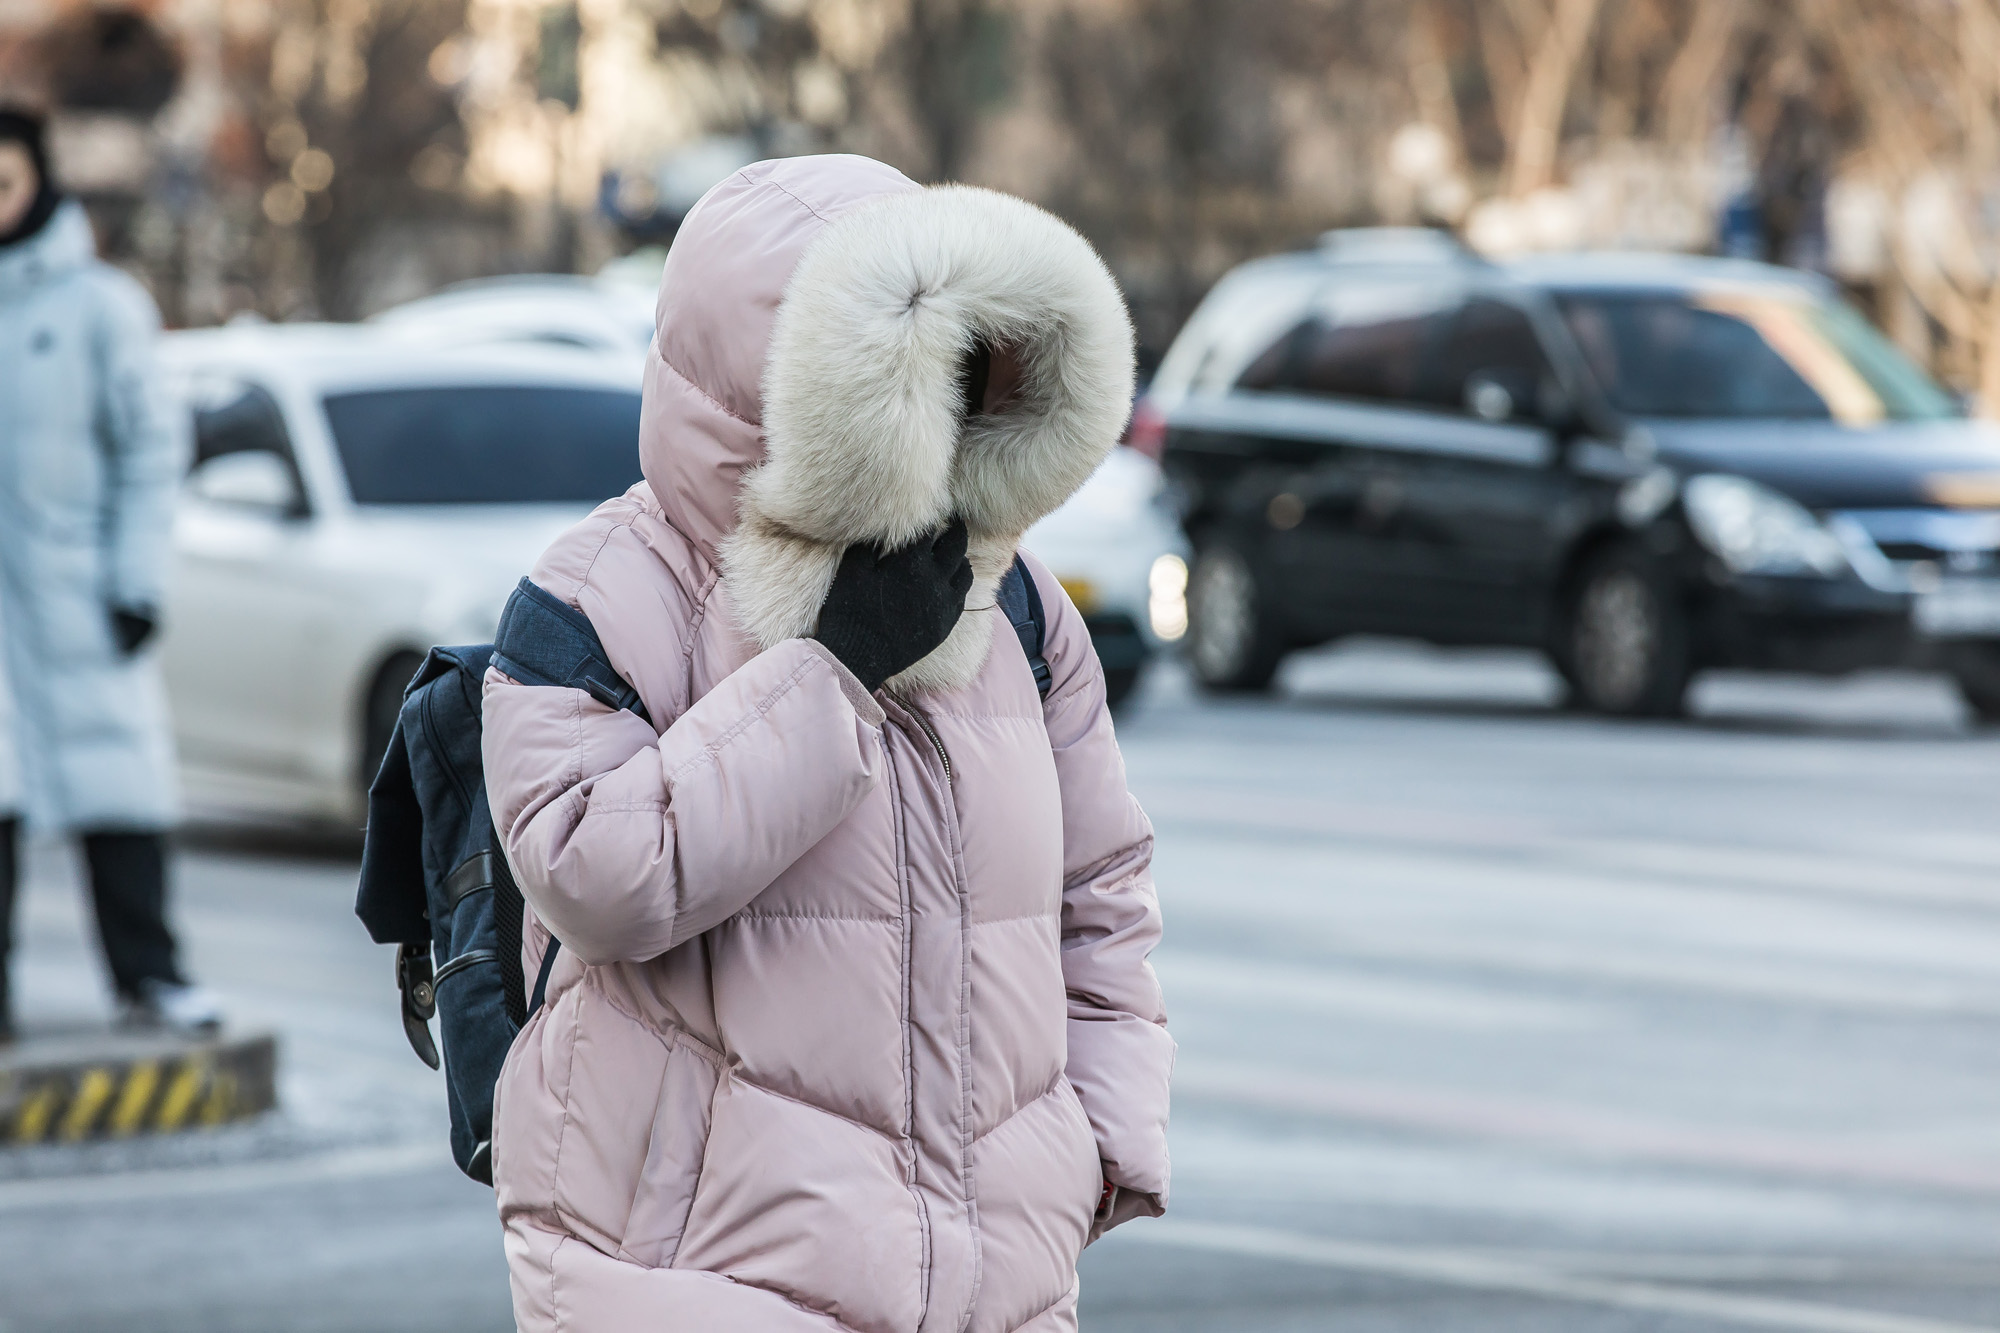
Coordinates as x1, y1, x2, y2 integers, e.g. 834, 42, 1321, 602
1124, 398, 1167, 460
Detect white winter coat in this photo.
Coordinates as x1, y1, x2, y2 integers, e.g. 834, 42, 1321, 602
0, 202, 183, 831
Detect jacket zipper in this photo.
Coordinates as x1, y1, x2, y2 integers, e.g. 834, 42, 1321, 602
880, 735, 933, 1328
891, 693, 952, 786
888, 692, 981, 1329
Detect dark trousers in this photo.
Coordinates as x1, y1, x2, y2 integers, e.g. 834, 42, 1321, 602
0, 817, 183, 1026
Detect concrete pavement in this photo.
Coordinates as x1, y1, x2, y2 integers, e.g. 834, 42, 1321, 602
2, 643, 1996, 1331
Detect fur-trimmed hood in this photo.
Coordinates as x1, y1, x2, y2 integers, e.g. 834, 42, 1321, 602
639, 154, 1134, 694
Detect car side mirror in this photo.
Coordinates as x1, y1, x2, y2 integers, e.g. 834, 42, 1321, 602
188, 451, 303, 517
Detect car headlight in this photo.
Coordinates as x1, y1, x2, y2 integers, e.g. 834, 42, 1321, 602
1682, 474, 1849, 578
1149, 553, 1188, 641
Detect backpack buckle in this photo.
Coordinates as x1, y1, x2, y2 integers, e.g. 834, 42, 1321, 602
396, 941, 440, 1070
576, 669, 639, 716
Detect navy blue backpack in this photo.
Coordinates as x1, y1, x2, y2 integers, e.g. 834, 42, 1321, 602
357, 558, 1050, 1185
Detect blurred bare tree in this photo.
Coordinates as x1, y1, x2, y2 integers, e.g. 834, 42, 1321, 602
1023, 1, 1404, 351
263, 0, 484, 319
1792, 0, 2000, 403
16, 0, 2000, 397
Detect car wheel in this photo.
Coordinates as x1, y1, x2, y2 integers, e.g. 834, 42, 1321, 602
1558, 544, 1691, 717
361, 651, 426, 796
1102, 664, 1141, 711
1958, 678, 2000, 726
1186, 539, 1284, 692
1948, 642, 2000, 725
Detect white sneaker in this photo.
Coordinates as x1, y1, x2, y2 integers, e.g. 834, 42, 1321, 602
127, 979, 224, 1035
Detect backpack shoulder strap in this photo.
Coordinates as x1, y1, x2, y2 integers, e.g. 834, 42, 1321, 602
491, 577, 652, 724
356, 643, 493, 952
356, 707, 428, 947
997, 556, 1052, 701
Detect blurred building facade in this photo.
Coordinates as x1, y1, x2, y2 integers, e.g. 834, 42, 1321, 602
6, 0, 2000, 398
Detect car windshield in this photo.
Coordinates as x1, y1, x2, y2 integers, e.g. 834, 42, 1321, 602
322, 385, 644, 504
1555, 289, 1955, 423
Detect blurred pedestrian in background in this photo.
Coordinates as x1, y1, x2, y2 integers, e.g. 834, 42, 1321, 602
0, 105, 218, 1041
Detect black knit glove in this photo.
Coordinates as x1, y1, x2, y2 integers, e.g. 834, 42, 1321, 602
813, 518, 974, 694
110, 604, 158, 656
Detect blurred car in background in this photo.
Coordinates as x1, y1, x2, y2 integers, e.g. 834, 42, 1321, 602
159, 327, 643, 824
1154, 228, 2000, 719
159, 292, 1181, 827
368, 273, 657, 362
372, 277, 1187, 710
1023, 444, 1189, 708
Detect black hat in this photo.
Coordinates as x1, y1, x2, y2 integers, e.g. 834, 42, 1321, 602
0, 106, 49, 174
0, 105, 61, 247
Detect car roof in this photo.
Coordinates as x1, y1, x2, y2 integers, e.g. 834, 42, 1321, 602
370, 275, 649, 315
1498, 250, 1829, 296
1269, 231, 1830, 298
365, 278, 658, 353
160, 323, 641, 394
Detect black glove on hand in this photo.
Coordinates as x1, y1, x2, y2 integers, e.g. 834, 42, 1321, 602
110, 605, 158, 656
814, 518, 974, 694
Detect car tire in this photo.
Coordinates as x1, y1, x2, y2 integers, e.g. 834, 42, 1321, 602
1556, 543, 1692, 717
1186, 538, 1285, 693
1948, 642, 2000, 725
1102, 664, 1141, 711
361, 651, 426, 797
1958, 679, 2000, 726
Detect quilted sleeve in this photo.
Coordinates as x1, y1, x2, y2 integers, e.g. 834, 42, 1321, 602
1024, 552, 1174, 1239
484, 578, 886, 967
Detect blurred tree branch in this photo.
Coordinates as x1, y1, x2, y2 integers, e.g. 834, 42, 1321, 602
31, 0, 2000, 400
1506, 0, 1602, 196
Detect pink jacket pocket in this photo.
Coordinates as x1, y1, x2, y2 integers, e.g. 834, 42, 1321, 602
618, 1030, 724, 1268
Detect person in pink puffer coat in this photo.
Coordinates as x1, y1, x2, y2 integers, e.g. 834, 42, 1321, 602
482, 153, 1173, 1332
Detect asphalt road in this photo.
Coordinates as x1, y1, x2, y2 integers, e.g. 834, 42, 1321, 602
3, 642, 1997, 1333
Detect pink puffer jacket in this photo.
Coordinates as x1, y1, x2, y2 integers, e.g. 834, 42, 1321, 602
483, 155, 1173, 1333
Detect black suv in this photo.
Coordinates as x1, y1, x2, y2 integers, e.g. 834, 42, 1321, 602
1152, 229, 2000, 718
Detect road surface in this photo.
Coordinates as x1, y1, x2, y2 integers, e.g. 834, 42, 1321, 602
4, 643, 1996, 1332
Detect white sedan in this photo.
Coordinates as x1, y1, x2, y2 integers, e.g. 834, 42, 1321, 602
1023, 445, 1188, 707
161, 313, 1189, 825
367, 274, 658, 363
159, 327, 644, 825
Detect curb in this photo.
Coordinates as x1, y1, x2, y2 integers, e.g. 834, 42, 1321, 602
1, 1030, 278, 1144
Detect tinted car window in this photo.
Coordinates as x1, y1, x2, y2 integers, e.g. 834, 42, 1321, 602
324, 385, 643, 504
1421, 299, 1551, 411
1237, 287, 1450, 404
1556, 291, 1955, 422
1235, 325, 1301, 391
1175, 270, 1320, 398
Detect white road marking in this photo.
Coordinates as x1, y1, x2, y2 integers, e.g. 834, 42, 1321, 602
1154, 860, 2000, 1017
1171, 1061, 2000, 1196
1443, 1252, 2000, 1284
0, 1140, 446, 1213
1153, 952, 1602, 1031
1127, 1219, 2000, 1333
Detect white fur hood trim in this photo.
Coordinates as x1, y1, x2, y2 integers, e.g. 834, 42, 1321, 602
719, 184, 1135, 695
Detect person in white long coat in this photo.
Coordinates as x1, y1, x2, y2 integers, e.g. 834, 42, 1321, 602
0, 106, 218, 1038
